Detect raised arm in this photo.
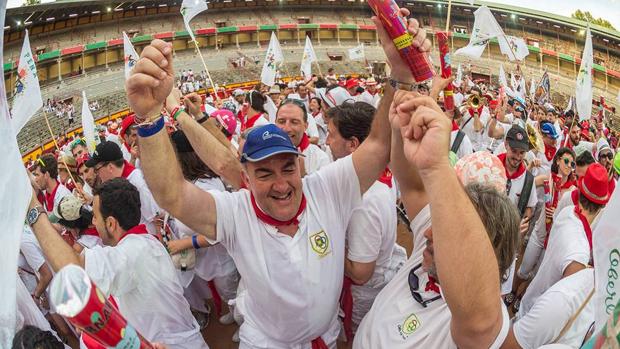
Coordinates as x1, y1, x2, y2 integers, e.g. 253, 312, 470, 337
397, 96, 503, 349
352, 9, 431, 195
126, 39, 217, 241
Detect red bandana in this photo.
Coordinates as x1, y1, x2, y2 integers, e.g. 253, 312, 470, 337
425, 276, 441, 294
118, 224, 148, 243
311, 338, 328, 349
44, 182, 60, 212
250, 193, 307, 227
551, 173, 575, 208
298, 133, 310, 153
378, 168, 393, 188
120, 161, 136, 179
467, 106, 484, 117
498, 153, 526, 180
311, 111, 320, 118
451, 120, 459, 132
574, 206, 593, 252
242, 112, 264, 131
544, 143, 557, 162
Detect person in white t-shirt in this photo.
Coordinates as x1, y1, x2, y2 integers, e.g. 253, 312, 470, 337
31, 154, 72, 214
355, 92, 518, 349
324, 100, 406, 338
519, 163, 610, 317
276, 99, 331, 175
85, 141, 162, 235
357, 77, 381, 107
460, 87, 492, 151
127, 17, 430, 347
26, 178, 209, 348
449, 107, 474, 159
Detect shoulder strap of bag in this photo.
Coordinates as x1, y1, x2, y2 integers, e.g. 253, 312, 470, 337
552, 287, 595, 343
518, 171, 534, 218
451, 130, 466, 154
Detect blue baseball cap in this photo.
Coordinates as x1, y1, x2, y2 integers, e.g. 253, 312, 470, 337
540, 122, 559, 139
241, 124, 303, 163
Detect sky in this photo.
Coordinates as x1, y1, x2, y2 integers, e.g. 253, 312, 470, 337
6, 0, 620, 30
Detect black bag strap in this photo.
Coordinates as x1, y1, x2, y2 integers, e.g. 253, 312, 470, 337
517, 171, 534, 217
451, 130, 466, 154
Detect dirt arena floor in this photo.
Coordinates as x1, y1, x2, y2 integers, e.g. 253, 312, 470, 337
201, 222, 414, 349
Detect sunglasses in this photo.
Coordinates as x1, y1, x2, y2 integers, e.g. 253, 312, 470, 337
562, 158, 576, 169
408, 263, 442, 308
599, 152, 613, 161
93, 162, 108, 173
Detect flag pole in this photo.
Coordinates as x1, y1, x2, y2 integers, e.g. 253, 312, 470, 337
191, 39, 220, 101
445, 0, 453, 32
499, 34, 518, 62
42, 111, 78, 185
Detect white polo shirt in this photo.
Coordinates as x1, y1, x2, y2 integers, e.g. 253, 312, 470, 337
519, 206, 592, 316
85, 234, 208, 348
514, 268, 594, 349
126, 169, 161, 235
449, 130, 474, 159
303, 143, 331, 175
358, 90, 381, 108
208, 156, 362, 347
354, 205, 510, 349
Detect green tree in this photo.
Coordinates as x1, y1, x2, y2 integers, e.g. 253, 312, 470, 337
571, 10, 616, 30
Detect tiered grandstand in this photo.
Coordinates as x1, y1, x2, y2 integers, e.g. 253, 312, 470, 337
4, 0, 620, 159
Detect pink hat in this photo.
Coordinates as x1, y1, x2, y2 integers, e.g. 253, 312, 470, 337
211, 109, 237, 137
454, 151, 507, 194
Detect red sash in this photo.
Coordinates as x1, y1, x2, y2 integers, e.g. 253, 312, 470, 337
298, 133, 310, 152
571, 189, 579, 206
311, 337, 329, 349
207, 280, 223, 316
118, 224, 148, 243
120, 161, 136, 179
340, 276, 356, 342
250, 193, 307, 227
498, 153, 526, 179
574, 206, 593, 252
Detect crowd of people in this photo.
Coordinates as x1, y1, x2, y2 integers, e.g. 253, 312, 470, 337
11, 8, 620, 349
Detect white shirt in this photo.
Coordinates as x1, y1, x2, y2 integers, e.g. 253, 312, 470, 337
358, 90, 381, 108
208, 156, 362, 347
519, 206, 591, 316
460, 106, 492, 151
85, 234, 208, 348
175, 178, 236, 286
121, 144, 132, 162
505, 164, 538, 210
354, 205, 510, 348
126, 168, 161, 235
44, 183, 72, 213
302, 143, 331, 175
514, 268, 594, 349
19, 226, 47, 294
449, 130, 474, 159
453, 92, 464, 108
554, 189, 577, 221
312, 112, 328, 148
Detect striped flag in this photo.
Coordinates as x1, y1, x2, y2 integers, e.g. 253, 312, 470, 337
181, 0, 208, 42
11, 30, 42, 134
0, 2, 33, 346
123, 31, 139, 80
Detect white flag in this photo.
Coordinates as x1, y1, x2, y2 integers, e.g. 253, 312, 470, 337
498, 64, 508, 88
529, 77, 537, 98
123, 32, 139, 80
453, 64, 463, 88
348, 44, 365, 61
576, 25, 593, 122
300, 36, 317, 80
0, 2, 33, 346
593, 188, 620, 331
455, 6, 505, 59
81, 91, 97, 153
10, 30, 42, 134
261, 32, 283, 87
498, 35, 530, 61
181, 0, 208, 42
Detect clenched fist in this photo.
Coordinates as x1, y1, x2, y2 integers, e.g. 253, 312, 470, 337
126, 39, 175, 121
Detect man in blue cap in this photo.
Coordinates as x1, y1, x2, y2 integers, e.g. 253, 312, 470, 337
124, 10, 432, 349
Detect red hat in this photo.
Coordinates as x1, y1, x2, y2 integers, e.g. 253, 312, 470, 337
119, 114, 136, 139
345, 79, 359, 90
578, 163, 610, 205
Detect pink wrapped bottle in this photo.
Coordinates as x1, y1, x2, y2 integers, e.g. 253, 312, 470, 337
367, 0, 435, 82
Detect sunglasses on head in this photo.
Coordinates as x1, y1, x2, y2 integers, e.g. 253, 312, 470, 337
408, 263, 442, 308
563, 158, 576, 169
37, 158, 46, 167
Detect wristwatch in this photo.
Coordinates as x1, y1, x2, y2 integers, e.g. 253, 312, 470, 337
27, 206, 46, 226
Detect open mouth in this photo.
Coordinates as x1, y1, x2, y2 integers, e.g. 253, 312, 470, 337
270, 191, 293, 203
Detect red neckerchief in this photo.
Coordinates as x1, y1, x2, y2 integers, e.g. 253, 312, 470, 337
340, 276, 357, 342
378, 168, 393, 188
250, 193, 307, 227
120, 161, 136, 179
81, 227, 100, 237
298, 133, 310, 152
311, 111, 320, 118
574, 206, 593, 252
44, 182, 60, 212
467, 106, 484, 117
451, 120, 459, 131
498, 153, 526, 179
242, 112, 263, 131
544, 143, 557, 162
571, 189, 579, 206
551, 173, 575, 208
425, 275, 441, 294
311, 338, 328, 349
118, 224, 148, 243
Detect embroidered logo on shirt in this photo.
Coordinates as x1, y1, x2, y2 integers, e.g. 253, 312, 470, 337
309, 230, 330, 257
397, 313, 421, 340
